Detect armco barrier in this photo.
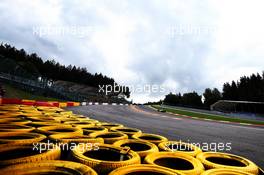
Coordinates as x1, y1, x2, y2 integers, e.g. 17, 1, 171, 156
73, 102, 80, 106
22, 99, 36, 106
35, 101, 55, 107
66, 102, 74, 107
66, 102, 80, 107
48, 101, 60, 107
59, 102, 67, 108
2, 98, 22, 104
1, 98, 80, 108
81, 102, 87, 106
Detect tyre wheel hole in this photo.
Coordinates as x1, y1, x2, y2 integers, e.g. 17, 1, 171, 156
139, 136, 162, 141
84, 128, 104, 131
154, 158, 194, 170
117, 128, 137, 132
49, 129, 75, 132
207, 157, 247, 167
122, 143, 151, 151
97, 133, 122, 138
0, 147, 47, 160
0, 136, 33, 139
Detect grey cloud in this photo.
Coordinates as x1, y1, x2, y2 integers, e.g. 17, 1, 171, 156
0, 0, 263, 103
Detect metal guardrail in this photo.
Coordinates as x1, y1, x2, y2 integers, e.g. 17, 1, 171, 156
0, 73, 87, 101
0, 73, 129, 103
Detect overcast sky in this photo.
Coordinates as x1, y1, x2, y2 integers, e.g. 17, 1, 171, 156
1, 0, 264, 103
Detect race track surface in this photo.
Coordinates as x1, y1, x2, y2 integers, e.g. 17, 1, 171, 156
68, 105, 264, 168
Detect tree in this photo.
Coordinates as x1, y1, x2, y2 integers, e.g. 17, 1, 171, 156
182, 91, 203, 107
203, 88, 222, 108
163, 93, 182, 105
0, 43, 131, 97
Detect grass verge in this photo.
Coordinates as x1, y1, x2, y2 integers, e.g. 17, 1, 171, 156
2, 84, 63, 101
151, 105, 264, 125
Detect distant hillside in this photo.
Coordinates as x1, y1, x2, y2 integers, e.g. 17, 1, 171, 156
0, 43, 130, 98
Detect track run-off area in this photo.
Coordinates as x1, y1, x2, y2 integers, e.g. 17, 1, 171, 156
68, 105, 264, 168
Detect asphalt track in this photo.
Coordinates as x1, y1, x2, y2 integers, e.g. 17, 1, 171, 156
68, 105, 264, 168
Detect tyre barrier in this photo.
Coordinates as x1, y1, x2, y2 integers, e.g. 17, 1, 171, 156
26, 116, 58, 122
36, 125, 83, 136
97, 122, 124, 129
0, 132, 46, 145
26, 121, 59, 127
110, 126, 142, 138
81, 119, 100, 123
144, 152, 205, 175
0, 160, 98, 175
132, 132, 168, 145
49, 133, 104, 144
0, 124, 35, 133
201, 168, 255, 175
48, 133, 104, 160
77, 125, 108, 136
108, 164, 183, 175
0, 117, 31, 123
0, 104, 262, 174
158, 141, 202, 157
4, 120, 32, 125
196, 152, 259, 174
113, 139, 159, 160
71, 144, 141, 174
89, 131, 128, 144
0, 143, 61, 168
65, 121, 96, 127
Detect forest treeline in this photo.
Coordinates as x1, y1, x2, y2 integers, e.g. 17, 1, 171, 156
0, 43, 130, 97
164, 72, 264, 109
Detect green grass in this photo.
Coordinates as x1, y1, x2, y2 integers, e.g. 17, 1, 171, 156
151, 105, 264, 125
2, 84, 63, 101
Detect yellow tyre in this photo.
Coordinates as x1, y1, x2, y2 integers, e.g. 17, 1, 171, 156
65, 121, 95, 127
0, 132, 46, 145
36, 125, 83, 136
110, 126, 142, 138
59, 111, 73, 115
197, 152, 259, 175
144, 152, 204, 175
132, 133, 168, 145
71, 144, 141, 174
89, 131, 128, 144
0, 124, 35, 133
109, 164, 184, 175
158, 141, 202, 156
97, 122, 124, 129
201, 169, 255, 175
49, 133, 104, 144
0, 160, 97, 175
80, 119, 99, 123
0, 118, 31, 124
26, 121, 58, 127
78, 126, 108, 136
26, 116, 57, 122
0, 143, 60, 168
113, 139, 159, 159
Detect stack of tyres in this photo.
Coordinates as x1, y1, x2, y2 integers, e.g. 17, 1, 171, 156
0, 103, 262, 175
0, 160, 98, 175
